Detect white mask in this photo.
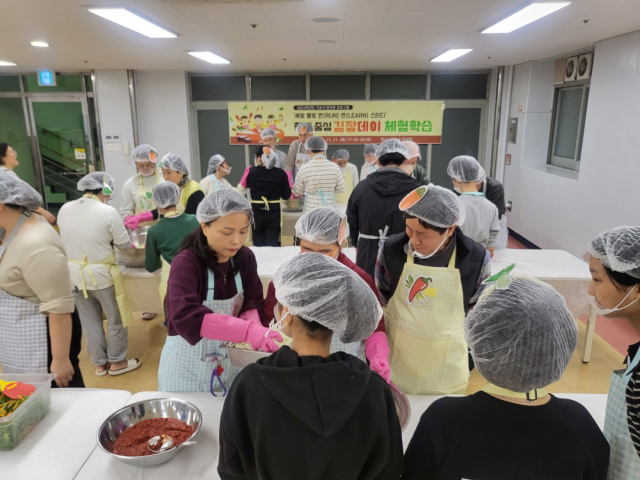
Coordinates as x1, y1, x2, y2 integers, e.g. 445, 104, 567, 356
411, 233, 450, 260
401, 164, 416, 176
586, 285, 639, 316
453, 186, 462, 194
220, 166, 231, 175
141, 170, 156, 177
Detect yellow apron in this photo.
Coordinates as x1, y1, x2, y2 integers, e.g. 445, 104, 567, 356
68, 251, 134, 328
135, 171, 160, 227
157, 210, 180, 307
177, 180, 204, 214
385, 248, 468, 394
335, 165, 354, 204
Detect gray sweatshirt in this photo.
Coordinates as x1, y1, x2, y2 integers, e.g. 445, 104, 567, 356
459, 193, 500, 248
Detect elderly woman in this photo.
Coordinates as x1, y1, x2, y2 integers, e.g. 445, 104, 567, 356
0, 172, 83, 387
587, 226, 640, 478
331, 149, 359, 204
200, 154, 233, 195
125, 154, 204, 229
158, 190, 278, 393
403, 274, 609, 479
218, 253, 403, 480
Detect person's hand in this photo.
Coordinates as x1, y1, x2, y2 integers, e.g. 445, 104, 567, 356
365, 332, 391, 383
488, 247, 495, 256
369, 355, 391, 383
42, 210, 57, 224
50, 358, 75, 387
239, 309, 261, 325
124, 211, 153, 230
246, 323, 282, 352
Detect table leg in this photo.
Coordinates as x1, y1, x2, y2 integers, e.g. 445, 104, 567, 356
582, 306, 597, 363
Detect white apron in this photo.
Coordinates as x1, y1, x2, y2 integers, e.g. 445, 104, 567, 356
0, 214, 48, 373
158, 267, 244, 394
135, 171, 160, 228
604, 348, 640, 479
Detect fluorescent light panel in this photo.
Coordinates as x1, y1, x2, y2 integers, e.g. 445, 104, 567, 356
31, 41, 49, 47
188, 51, 230, 65
88, 8, 177, 38
0, 61, 17, 66
431, 49, 473, 62
482, 2, 571, 34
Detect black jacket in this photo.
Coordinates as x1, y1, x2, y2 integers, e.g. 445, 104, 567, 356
218, 347, 404, 480
382, 228, 486, 313
482, 178, 506, 219
246, 165, 291, 204
347, 168, 420, 278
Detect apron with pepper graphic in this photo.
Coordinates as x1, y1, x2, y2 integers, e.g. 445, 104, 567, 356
385, 248, 468, 394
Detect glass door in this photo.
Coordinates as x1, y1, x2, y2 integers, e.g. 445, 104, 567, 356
27, 97, 95, 214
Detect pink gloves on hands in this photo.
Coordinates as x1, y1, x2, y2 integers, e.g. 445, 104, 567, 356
239, 166, 252, 189
201, 313, 282, 352
365, 332, 391, 383
285, 170, 294, 190
125, 211, 153, 230
239, 309, 261, 325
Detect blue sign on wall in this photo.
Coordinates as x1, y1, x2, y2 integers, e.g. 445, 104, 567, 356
37, 70, 56, 87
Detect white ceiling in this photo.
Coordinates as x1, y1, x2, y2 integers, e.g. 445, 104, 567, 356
1, 0, 640, 72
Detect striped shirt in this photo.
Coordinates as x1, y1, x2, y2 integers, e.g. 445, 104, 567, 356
626, 345, 640, 456
292, 157, 346, 211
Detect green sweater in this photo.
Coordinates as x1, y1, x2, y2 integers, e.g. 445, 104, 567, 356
145, 213, 201, 272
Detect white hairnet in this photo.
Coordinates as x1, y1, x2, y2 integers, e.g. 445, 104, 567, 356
260, 129, 277, 140
588, 227, 640, 280
447, 155, 486, 183
0, 171, 43, 210
196, 189, 253, 224
295, 207, 348, 245
206, 155, 226, 175
151, 182, 180, 209
332, 149, 349, 160
465, 274, 577, 392
273, 253, 381, 343
131, 144, 158, 163
161, 153, 189, 176
376, 139, 410, 159
364, 144, 378, 156
305, 136, 328, 152
400, 185, 465, 228
77, 171, 115, 195
296, 123, 313, 134
403, 141, 421, 159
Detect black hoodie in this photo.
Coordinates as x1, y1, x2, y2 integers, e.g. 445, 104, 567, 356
218, 347, 403, 480
347, 167, 420, 278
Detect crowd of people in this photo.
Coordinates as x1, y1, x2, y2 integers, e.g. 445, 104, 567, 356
1, 130, 639, 478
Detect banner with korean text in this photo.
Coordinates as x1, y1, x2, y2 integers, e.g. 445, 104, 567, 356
227, 101, 444, 145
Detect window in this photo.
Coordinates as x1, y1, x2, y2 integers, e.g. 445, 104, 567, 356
548, 84, 589, 171
370, 75, 426, 100
191, 76, 246, 101
310, 75, 365, 100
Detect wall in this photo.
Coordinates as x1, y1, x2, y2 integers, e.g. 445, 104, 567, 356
503, 30, 640, 257
93, 70, 136, 211
135, 71, 194, 176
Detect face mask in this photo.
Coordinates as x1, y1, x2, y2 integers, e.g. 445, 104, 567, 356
453, 186, 462, 194
220, 166, 231, 175
401, 164, 416, 176
587, 285, 639, 316
411, 232, 449, 260
266, 306, 293, 347
140, 170, 156, 177
371, 164, 378, 172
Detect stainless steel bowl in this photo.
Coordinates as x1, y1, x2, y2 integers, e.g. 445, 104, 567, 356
115, 226, 149, 267
97, 397, 202, 467
223, 342, 271, 368
390, 383, 411, 432
282, 197, 303, 212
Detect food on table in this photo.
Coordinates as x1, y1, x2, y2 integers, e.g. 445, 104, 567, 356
113, 418, 193, 457
0, 393, 27, 418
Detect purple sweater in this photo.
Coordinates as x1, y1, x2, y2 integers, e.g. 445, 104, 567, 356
165, 247, 265, 345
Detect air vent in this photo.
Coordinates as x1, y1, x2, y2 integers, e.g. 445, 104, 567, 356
576, 53, 593, 80
564, 56, 578, 82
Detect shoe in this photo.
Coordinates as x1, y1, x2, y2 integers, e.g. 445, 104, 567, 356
108, 358, 142, 376
95, 363, 110, 376
141, 312, 156, 320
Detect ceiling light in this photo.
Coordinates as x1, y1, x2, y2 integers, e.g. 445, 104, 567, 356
311, 17, 340, 23
31, 41, 49, 47
318, 39, 337, 43
188, 51, 230, 65
0, 61, 17, 66
431, 49, 473, 62
88, 8, 177, 38
482, 2, 571, 34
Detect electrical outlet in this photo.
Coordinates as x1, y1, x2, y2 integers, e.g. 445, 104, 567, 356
518, 210, 523, 219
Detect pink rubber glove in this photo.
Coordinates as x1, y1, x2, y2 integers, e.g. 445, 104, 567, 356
285, 170, 294, 189
201, 313, 282, 352
239, 165, 252, 188
125, 211, 153, 230
239, 309, 261, 325
365, 332, 391, 383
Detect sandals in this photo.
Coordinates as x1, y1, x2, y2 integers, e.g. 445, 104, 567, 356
95, 363, 110, 376
109, 358, 142, 376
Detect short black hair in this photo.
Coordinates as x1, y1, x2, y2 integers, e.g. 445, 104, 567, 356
378, 152, 405, 167
604, 265, 638, 291
85, 188, 102, 196
298, 315, 332, 340
0, 143, 9, 165
253, 146, 264, 158
309, 150, 324, 155
403, 212, 448, 235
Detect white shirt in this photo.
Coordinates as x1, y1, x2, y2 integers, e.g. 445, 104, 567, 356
119, 171, 163, 219
293, 157, 346, 211
0, 166, 18, 178
199, 174, 233, 195
360, 162, 378, 181
340, 163, 360, 187
458, 194, 500, 249
58, 197, 132, 291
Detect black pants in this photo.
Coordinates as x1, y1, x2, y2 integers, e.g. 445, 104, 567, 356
46, 309, 85, 388
252, 207, 281, 247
